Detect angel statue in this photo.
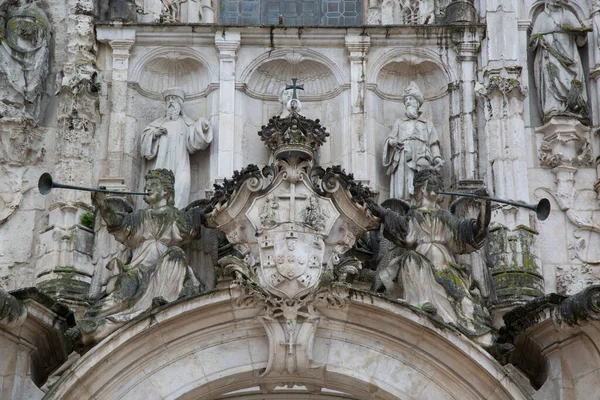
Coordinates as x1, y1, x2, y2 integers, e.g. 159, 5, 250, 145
70, 169, 209, 346
376, 169, 493, 345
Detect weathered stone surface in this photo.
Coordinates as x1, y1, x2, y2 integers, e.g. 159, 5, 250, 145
44, 289, 530, 400
1, 1, 600, 397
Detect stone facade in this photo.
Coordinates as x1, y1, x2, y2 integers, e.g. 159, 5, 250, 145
2, 0, 600, 399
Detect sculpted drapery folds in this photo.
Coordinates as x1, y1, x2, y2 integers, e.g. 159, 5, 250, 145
377, 169, 493, 344
74, 169, 205, 346
530, 0, 591, 123
0, 0, 50, 120
141, 87, 213, 209
382, 82, 443, 200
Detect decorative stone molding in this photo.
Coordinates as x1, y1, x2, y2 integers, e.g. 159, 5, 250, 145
537, 117, 592, 169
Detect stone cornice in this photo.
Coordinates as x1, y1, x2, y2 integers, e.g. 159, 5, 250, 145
94, 23, 486, 47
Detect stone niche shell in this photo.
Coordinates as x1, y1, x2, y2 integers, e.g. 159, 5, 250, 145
134, 51, 211, 99
375, 57, 448, 100
246, 57, 341, 100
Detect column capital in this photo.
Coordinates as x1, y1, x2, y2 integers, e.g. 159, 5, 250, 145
108, 39, 135, 53
517, 19, 531, 31
345, 33, 370, 61
96, 26, 136, 44
452, 28, 483, 61
215, 31, 241, 58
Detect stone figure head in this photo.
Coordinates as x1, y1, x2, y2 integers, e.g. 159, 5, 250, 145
144, 169, 175, 206
545, 0, 564, 10
162, 87, 185, 120
280, 87, 294, 105
413, 169, 444, 208
403, 82, 424, 120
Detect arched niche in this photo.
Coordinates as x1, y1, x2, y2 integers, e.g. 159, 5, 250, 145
129, 48, 218, 100
526, 0, 592, 127
125, 47, 218, 206
366, 49, 454, 199
237, 49, 349, 170
45, 289, 530, 400
526, 0, 589, 21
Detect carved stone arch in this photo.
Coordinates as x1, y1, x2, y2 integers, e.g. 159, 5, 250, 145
239, 49, 348, 101
45, 290, 530, 400
527, 0, 590, 21
368, 48, 455, 101
129, 48, 218, 100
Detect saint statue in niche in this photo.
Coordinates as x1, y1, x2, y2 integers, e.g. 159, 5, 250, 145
530, 0, 591, 123
73, 169, 207, 346
141, 87, 213, 209
0, 0, 51, 120
382, 82, 443, 200
377, 169, 493, 345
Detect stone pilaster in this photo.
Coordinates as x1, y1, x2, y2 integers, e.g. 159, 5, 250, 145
450, 28, 483, 185
590, 3, 600, 127
345, 32, 370, 182
215, 31, 241, 179
476, 68, 530, 227
96, 28, 136, 189
478, 72, 544, 315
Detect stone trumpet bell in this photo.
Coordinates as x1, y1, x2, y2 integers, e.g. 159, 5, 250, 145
438, 191, 551, 221
38, 173, 149, 196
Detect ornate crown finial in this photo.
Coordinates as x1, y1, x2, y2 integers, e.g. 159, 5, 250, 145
258, 78, 329, 161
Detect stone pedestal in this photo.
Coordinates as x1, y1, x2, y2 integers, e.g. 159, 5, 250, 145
35, 204, 94, 311
488, 225, 545, 323
536, 117, 592, 169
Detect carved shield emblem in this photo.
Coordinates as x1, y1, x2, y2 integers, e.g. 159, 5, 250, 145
259, 230, 324, 299
246, 179, 339, 299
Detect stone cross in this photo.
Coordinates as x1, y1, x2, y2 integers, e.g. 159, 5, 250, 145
285, 78, 304, 100
277, 182, 307, 222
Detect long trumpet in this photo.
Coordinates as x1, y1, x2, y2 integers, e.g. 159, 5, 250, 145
438, 191, 551, 221
38, 173, 149, 196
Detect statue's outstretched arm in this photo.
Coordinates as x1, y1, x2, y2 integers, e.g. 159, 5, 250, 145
473, 199, 491, 244
93, 192, 131, 231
